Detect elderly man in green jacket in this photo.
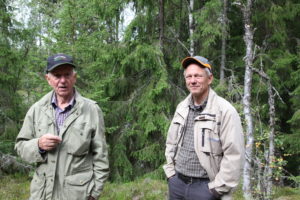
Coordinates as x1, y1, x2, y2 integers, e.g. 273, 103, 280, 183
163, 56, 245, 200
15, 53, 109, 200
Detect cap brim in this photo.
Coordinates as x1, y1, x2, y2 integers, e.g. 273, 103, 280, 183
47, 62, 76, 73
181, 57, 211, 69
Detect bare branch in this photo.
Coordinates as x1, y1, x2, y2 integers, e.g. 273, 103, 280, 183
168, 27, 191, 55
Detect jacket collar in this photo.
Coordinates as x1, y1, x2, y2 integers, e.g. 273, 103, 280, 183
38, 89, 85, 137
39, 88, 84, 122
176, 88, 217, 118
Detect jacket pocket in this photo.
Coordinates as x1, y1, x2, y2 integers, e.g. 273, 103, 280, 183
64, 170, 94, 200
35, 121, 54, 137
30, 172, 46, 200
195, 118, 222, 155
169, 114, 185, 142
169, 114, 185, 160
66, 124, 92, 156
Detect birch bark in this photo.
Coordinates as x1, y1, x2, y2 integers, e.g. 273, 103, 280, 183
188, 0, 194, 56
242, 0, 255, 199
220, 0, 228, 83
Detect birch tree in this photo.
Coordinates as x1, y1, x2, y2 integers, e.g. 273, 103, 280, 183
219, 0, 228, 83
265, 75, 276, 199
187, 0, 194, 55
241, 0, 255, 199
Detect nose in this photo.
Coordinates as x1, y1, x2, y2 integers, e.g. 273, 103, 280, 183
59, 76, 67, 83
190, 76, 197, 83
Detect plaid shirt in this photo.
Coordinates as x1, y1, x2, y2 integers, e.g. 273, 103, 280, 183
51, 94, 76, 134
175, 96, 208, 178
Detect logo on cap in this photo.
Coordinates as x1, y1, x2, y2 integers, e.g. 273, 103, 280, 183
54, 55, 68, 62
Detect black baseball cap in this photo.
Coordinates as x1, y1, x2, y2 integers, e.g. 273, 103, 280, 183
46, 53, 76, 73
181, 55, 212, 71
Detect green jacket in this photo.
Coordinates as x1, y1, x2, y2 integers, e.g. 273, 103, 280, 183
15, 90, 109, 200
163, 88, 245, 200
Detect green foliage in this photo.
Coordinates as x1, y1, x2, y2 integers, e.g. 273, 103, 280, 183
106, 44, 171, 181
288, 176, 300, 187
0, 140, 15, 155
1, 0, 299, 193
194, 0, 222, 53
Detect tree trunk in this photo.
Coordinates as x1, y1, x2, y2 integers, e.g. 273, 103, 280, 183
251, 65, 277, 199
116, 8, 120, 41
242, 0, 254, 199
266, 80, 275, 198
188, 0, 194, 56
159, 0, 164, 49
220, 0, 228, 83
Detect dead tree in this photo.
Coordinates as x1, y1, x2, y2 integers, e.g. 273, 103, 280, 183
251, 66, 277, 200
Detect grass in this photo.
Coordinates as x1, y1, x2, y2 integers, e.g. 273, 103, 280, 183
272, 186, 300, 200
101, 178, 168, 200
0, 174, 30, 200
0, 174, 299, 200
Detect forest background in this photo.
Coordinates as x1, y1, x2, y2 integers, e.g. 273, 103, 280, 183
0, 0, 299, 199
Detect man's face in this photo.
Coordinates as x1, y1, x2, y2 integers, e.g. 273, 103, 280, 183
46, 65, 76, 99
184, 63, 213, 100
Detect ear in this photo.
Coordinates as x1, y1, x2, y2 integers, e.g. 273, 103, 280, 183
73, 72, 77, 84
208, 74, 213, 85
45, 74, 51, 85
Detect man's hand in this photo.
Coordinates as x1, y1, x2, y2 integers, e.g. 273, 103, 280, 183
167, 175, 175, 182
38, 134, 62, 151
88, 195, 96, 200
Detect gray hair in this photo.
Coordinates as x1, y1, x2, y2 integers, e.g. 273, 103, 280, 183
183, 66, 212, 77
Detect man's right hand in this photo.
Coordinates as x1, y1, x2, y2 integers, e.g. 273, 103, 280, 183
38, 134, 62, 151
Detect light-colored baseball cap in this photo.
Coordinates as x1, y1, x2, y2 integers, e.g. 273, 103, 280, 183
181, 55, 212, 71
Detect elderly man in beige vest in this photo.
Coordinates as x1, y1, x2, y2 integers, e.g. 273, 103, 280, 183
163, 56, 245, 200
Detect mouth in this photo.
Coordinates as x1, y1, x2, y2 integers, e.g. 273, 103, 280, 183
58, 86, 68, 90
